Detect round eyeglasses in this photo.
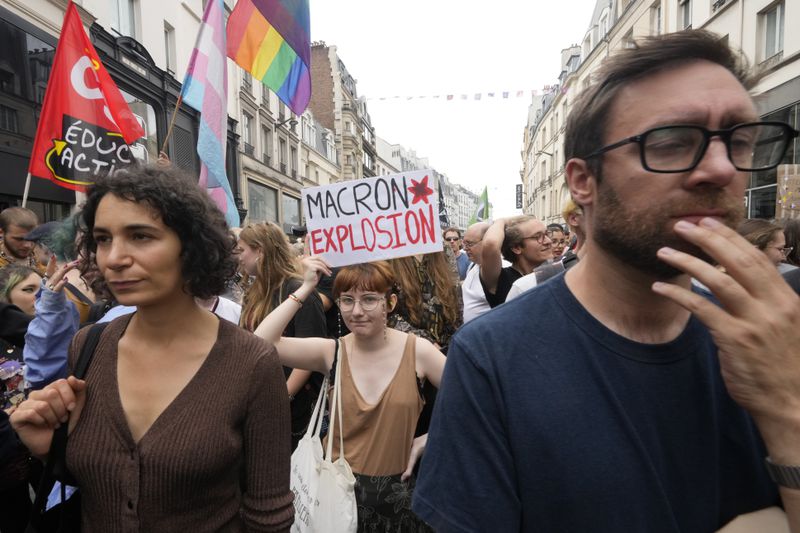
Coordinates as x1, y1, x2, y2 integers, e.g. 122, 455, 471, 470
337, 294, 385, 312
771, 246, 794, 257
581, 122, 799, 173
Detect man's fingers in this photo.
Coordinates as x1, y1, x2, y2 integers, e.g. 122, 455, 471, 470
655, 246, 750, 316
651, 280, 732, 332
672, 218, 780, 299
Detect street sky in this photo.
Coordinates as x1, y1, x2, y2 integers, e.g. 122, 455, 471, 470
309, 0, 600, 217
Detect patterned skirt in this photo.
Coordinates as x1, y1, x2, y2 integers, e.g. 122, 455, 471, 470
353, 472, 434, 533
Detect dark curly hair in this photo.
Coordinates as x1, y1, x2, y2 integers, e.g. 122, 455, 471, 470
77, 164, 238, 300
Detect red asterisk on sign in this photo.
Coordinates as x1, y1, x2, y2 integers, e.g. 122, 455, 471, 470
407, 175, 434, 205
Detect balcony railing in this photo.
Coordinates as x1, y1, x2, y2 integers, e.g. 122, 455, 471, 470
711, 0, 728, 12
262, 154, 271, 166
291, 169, 297, 179
280, 162, 287, 174
244, 143, 254, 156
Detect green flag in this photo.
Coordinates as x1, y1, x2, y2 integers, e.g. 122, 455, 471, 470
469, 186, 490, 224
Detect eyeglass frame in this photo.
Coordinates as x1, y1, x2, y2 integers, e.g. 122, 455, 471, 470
769, 245, 794, 257
336, 294, 386, 312
462, 238, 483, 249
520, 232, 550, 245
579, 121, 799, 173
444, 236, 461, 242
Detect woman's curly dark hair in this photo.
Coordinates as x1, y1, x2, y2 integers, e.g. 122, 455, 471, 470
77, 164, 238, 300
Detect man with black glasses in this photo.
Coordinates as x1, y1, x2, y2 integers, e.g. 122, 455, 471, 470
479, 215, 553, 308
415, 30, 800, 532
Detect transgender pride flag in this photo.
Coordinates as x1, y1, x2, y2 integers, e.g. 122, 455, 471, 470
181, 0, 240, 228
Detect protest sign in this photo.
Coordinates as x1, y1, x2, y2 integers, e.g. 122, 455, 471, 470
303, 170, 443, 267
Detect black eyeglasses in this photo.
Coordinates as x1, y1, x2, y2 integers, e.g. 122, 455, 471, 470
444, 237, 460, 242
521, 232, 550, 245
580, 122, 799, 173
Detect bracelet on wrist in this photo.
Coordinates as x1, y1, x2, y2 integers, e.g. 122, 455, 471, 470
288, 292, 304, 306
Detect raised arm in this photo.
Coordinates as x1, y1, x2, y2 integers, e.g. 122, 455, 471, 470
480, 219, 505, 295
252, 257, 335, 375
24, 259, 80, 389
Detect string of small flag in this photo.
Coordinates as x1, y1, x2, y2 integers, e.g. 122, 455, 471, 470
366, 86, 570, 102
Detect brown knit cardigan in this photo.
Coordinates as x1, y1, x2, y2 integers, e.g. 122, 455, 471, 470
65, 315, 294, 532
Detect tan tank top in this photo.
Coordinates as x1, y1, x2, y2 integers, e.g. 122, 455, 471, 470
328, 333, 424, 476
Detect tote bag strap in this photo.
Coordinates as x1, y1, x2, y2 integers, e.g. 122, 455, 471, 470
301, 338, 338, 440
325, 339, 345, 461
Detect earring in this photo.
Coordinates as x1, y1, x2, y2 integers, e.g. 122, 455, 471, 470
337, 309, 342, 338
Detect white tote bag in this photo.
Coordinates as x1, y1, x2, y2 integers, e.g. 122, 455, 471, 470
290, 341, 357, 533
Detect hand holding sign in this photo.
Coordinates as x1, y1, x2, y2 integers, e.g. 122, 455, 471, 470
302, 170, 443, 267
300, 256, 332, 290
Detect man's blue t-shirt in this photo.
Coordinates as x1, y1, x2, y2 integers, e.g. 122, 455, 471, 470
413, 274, 778, 532
456, 252, 471, 280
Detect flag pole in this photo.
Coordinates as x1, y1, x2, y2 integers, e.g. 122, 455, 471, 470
21, 172, 32, 208
161, 94, 183, 154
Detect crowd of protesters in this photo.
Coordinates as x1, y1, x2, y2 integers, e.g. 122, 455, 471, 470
2, 29, 800, 533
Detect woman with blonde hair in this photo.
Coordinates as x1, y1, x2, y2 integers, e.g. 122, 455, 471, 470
237, 222, 326, 449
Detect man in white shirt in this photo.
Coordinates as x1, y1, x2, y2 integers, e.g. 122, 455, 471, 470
461, 221, 491, 323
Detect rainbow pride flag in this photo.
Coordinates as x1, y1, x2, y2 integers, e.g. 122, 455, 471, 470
226, 0, 311, 115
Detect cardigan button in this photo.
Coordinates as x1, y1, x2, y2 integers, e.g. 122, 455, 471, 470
127, 501, 134, 510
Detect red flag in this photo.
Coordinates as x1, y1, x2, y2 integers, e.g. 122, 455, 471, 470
28, 1, 144, 191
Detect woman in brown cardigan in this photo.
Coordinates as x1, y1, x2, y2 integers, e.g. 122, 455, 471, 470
11, 165, 294, 532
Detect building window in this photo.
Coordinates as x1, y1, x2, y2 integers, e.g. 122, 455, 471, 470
247, 180, 278, 223
242, 68, 252, 89
599, 12, 608, 37
651, 2, 662, 35
762, 2, 785, 60
242, 112, 253, 147
261, 126, 271, 164
282, 194, 301, 232
111, 0, 137, 38
290, 147, 297, 177
163, 22, 176, 74
623, 29, 635, 48
0, 105, 19, 133
679, 0, 692, 29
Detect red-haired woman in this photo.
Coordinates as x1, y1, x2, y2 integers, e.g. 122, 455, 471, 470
254, 258, 445, 532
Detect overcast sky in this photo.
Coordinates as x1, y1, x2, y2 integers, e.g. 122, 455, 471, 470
309, 0, 600, 217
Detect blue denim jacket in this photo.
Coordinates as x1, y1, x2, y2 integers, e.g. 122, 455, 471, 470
23, 284, 80, 390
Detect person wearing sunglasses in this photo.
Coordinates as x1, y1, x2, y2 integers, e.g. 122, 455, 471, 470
443, 227, 470, 280
254, 257, 446, 531
415, 30, 800, 532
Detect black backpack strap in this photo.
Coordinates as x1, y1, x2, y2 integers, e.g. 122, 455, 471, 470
329, 338, 340, 384
72, 322, 108, 379
29, 322, 109, 526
